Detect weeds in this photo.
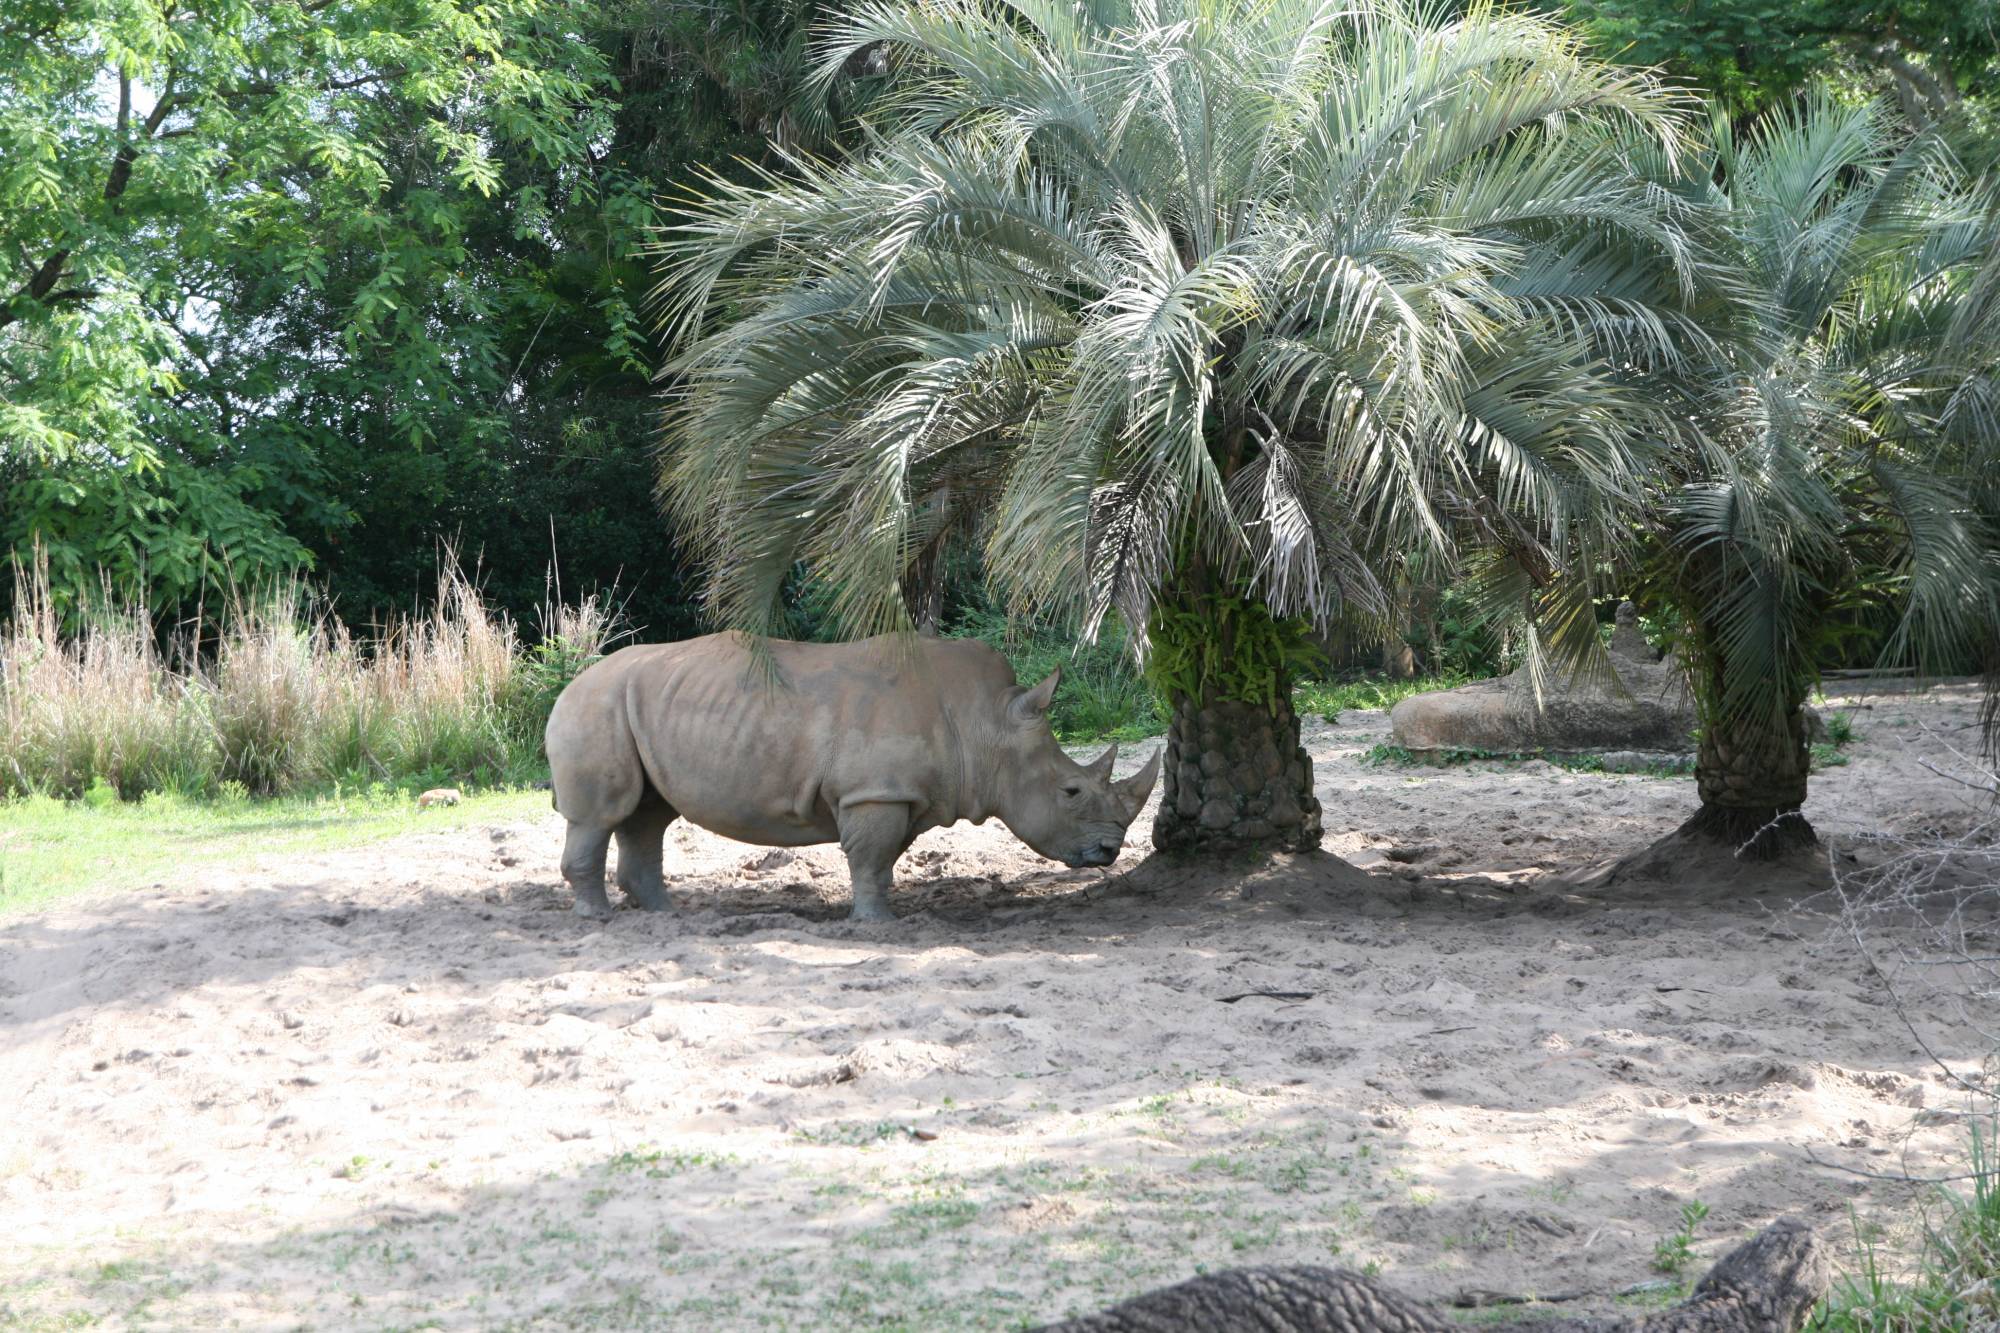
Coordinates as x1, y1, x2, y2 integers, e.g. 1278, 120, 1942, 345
1363, 743, 1694, 778
1805, 766, 2000, 1330
1652, 1200, 1709, 1275
0, 552, 616, 803
1294, 673, 1476, 720
1812, 1124, 1999, 1330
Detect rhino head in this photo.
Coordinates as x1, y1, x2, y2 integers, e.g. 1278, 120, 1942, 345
986, 667, 1162, 868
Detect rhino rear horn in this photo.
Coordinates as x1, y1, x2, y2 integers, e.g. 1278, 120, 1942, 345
1085, 743, 1118, 779
1116, 747, 1163, 819
1009, 667, 1062, 724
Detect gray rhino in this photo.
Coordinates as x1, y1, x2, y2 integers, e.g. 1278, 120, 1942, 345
544, 633, 1161, 920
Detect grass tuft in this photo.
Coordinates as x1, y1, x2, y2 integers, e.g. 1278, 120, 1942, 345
1, 552, 616, 804
1813, 1120, 2000, 1331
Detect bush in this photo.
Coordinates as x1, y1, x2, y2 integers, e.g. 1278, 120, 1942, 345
1808, 782, 2000, 1331
947, 606, 1165, 743
0, 553, 616, 802
1294, 672, 1476, 719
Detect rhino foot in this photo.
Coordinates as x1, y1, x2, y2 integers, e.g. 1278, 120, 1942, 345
620, 877, 671, 912
570, 883, 614, 920
847, 899, 898, 923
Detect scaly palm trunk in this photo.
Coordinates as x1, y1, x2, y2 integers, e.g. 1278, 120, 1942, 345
1152, 677, 1323, 855
1681, 696, 1817, 858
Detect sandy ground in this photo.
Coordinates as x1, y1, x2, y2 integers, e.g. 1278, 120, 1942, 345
2, 681, 1995, 1330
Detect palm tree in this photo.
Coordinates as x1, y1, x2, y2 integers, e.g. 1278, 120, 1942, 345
653, 0, 1715, 856
1637, 97, 2000, 860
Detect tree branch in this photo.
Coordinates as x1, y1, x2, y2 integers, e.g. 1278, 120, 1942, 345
1, 76, 187, 330
218, 68, 406, 101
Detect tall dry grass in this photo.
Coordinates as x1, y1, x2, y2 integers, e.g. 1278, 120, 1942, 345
0, 554, 616, 801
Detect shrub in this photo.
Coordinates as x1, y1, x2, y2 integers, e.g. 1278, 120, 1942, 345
0, 553, 617, 802
947, 606, 1165, 743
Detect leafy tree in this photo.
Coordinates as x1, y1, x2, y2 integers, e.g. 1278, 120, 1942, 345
1635, 97, 2000, 859
1561, 0, 1998, 122
655, 0, 1717, 855
0, 0, 631, 616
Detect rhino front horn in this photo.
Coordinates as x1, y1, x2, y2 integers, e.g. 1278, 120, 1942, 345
1116, 747, 1163, 819
1086, 743, 1118, 779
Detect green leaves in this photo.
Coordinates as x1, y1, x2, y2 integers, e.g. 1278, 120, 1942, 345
1567, 0, 1998, 122
1646, 97, 2000, 737
1, 0, 646, 616
656, 0, 1713, 676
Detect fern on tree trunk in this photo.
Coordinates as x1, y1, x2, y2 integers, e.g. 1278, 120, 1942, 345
1144, 581, 1326, 857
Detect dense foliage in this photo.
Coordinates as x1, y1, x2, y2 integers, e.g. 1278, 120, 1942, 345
1628, 98, 2000, 846
0, 0, 838, 633
655, 0, 1714, 697
4, 0, 1998, 817
1561, 0, 1998, 119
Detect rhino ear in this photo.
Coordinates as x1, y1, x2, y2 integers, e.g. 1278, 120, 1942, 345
1084, 742, 1117, 779
1009, 667, 1061, 725
1115, 746, 1163, 819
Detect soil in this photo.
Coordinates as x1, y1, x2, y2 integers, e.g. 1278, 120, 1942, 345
1, 679, 1992, 1330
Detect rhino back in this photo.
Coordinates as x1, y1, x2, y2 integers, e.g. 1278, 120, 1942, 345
613, 634, 994, 845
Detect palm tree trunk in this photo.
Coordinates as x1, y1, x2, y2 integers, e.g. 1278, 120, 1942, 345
1152, 680, 1323, 856
1679, 702, 1816, 858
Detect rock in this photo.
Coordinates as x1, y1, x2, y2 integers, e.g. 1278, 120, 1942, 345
1390, 603, 1695, 754
1596, 749, 1693, 773
1035, 1218, 1827, 1333
1607, 598, 1658, 662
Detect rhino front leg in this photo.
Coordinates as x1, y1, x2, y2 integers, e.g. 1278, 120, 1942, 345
561, 822, 615, 919
837, 802, 914, 922
614, 795, 676, 911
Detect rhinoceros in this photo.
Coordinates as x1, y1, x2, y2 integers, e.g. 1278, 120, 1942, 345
544, 633, 1162, 920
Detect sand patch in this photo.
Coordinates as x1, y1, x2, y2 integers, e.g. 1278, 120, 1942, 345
0, 680, 1989, 1328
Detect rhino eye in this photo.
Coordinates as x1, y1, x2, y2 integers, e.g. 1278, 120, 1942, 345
1062, 784, 1082, 798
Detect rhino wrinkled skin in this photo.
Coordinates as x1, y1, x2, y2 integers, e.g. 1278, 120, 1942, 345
545, 633, 1162, 920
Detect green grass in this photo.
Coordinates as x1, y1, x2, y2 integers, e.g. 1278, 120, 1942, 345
1820, 709, 1858, 747
1362, 742, 1695, 778
1812, 1120, 1999, 1331
1294, 673, 1478, 720
0, 783, 553, 916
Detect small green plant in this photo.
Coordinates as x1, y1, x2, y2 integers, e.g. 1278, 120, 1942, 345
1812, 1121, 1999, 1330
1362, 742, 1693, 778
1653, 1200, 1710, 1275
605, 1146, 737, 1176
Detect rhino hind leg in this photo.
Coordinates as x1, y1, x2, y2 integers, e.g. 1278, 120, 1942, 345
561, 823, 616, 919
837, 802, 915, 922
614, 790, 676, 911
